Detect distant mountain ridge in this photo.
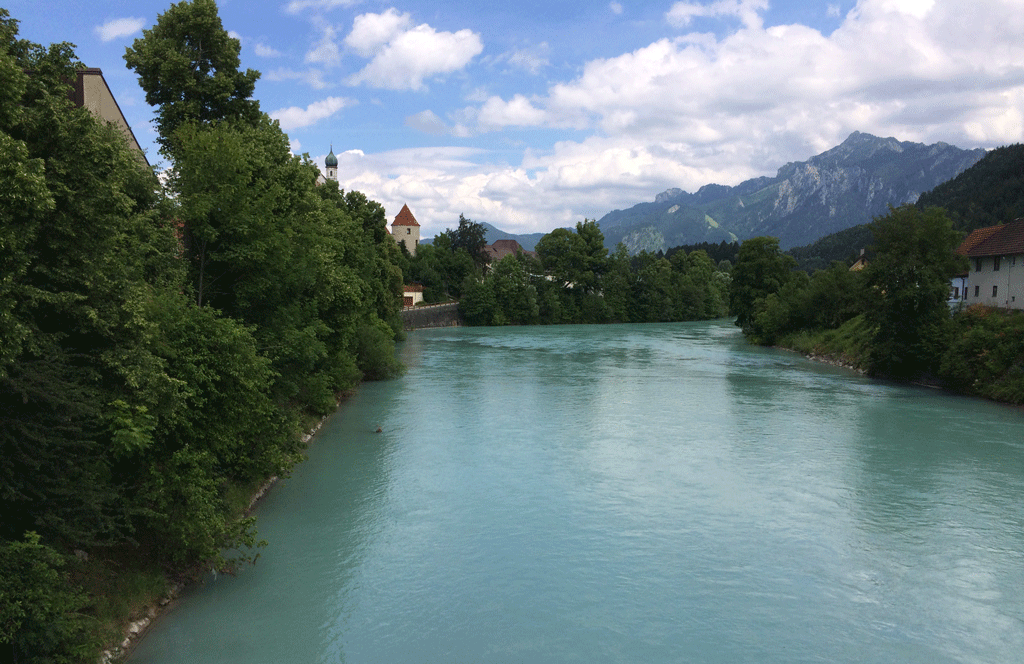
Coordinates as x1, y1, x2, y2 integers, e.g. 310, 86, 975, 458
421, 222, 549, 252
597, 132, 987, 252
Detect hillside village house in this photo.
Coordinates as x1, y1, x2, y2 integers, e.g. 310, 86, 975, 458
955, 218, 1024, 310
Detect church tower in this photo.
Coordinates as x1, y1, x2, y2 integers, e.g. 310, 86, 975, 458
325, 145, 338, 181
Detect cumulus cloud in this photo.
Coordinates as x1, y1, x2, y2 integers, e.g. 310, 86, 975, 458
332, 0, 1024, 236
270, 96, 355, 130
94, 17, 146, 43
344, 11, 484, 90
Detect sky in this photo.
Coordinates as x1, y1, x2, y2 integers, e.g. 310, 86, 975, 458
6, 0, 1024, 238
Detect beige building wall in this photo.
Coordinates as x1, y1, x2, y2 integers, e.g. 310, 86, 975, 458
964, 254, 1024, 310
74, 69, 148, 166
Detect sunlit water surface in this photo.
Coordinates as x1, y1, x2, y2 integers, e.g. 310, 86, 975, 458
130, 321, 1024, 663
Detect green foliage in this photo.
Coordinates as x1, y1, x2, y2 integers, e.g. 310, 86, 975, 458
917, 144, 1024, 232
787, 223, 874, 273
124, 0, 261, 155
0, 532, 97, 663
1, 4, 408, 657
938, 307, 1024, 404
459, 223, 730, 327
864, 205, 966, 378
449, 214, 489, 270
729, 236, 797, 331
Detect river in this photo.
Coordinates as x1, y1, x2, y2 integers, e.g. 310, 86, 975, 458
129, 320, 1024, 663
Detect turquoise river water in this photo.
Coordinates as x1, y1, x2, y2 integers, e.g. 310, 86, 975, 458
129, 321, 1024, 663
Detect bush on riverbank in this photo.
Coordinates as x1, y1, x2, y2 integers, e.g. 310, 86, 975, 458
0, 5, 405, 661
938, 306, 1024, 404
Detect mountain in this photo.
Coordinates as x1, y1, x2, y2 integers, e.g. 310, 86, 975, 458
422, 222, 549, 251
786, 142, 1024, 273
598, 132, 987, 252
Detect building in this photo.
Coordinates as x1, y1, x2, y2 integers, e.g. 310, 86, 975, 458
72, 68, 148, 166
391, 204, 421, 256
402, 283, 424, 307
483, 239, 535, 264
956, 218, 1024, 310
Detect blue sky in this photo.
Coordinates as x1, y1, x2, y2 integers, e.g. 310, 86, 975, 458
6, 0, 1024, 238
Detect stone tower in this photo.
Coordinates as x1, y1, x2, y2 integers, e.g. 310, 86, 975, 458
391, 204, 421, 257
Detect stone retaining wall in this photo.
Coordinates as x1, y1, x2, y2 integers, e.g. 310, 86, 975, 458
400, 302, 463, 330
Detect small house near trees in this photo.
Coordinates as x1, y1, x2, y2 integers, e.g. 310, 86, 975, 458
956, 218, 1024, 310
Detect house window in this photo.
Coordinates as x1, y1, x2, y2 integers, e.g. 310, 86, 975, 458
975, 285, 980, 297
993, 285, 998, 297
406, 228, 411, 234
953, 287, 959, 298
975, 258, 982, 272
994, 256, 1001, 271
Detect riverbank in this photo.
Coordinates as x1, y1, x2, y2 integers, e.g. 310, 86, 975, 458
99, 410, 337, 663
772, 306, 1024, 406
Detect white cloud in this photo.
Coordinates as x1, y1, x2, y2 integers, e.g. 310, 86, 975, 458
94, 17, 146, 43
254, 42, 282, 57
504, 43, 550, 75
477, 95, 550, 130
610, 2, 624, 15
666, 0, 770, 30
285, 0, 360, 14
265, 67, 332, 90
344, 8, 413, 57
305, 23, 340, 64
331, 0, 1024, 237
406, 110, 449, 136
344, 12, 484, 91
270, 96, 355, 130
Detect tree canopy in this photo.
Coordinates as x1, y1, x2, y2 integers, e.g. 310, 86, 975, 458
124, 0, 261, 154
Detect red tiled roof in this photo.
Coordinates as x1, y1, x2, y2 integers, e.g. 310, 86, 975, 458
957, 219, 1024, 257
392, 204, 420, 227
404, 283, 424, 292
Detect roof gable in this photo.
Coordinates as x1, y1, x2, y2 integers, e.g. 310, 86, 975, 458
392, 204, 420, 227
957, 219, 1024, 257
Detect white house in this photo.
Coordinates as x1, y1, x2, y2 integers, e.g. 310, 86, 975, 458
956, 219, 1024, 310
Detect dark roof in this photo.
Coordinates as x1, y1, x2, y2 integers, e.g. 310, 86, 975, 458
957, 218, 1024, 257
392, 204, 420, 227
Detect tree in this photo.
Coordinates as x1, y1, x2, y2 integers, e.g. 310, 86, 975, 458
450, 214, 488, 270
0, 532, 95, 663
864, 205, 966, 378
124, 0, 261, 154
729, 236, 797, 331
535, 220, 609, 296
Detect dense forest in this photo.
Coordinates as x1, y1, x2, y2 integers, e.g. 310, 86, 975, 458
402, 218, 732, 325
0, 2, 404, 661
730, 205, 1024, 402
